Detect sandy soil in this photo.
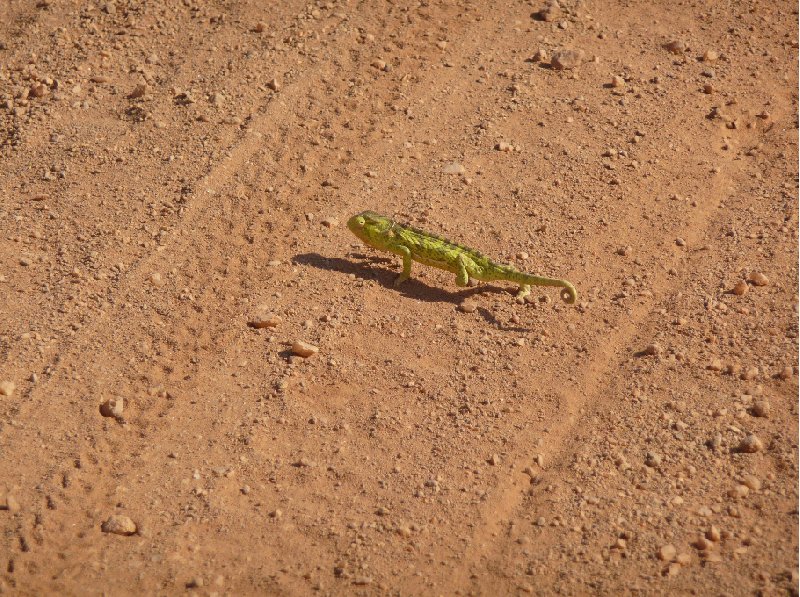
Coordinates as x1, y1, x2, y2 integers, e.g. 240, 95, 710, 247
0, 0, 798, 595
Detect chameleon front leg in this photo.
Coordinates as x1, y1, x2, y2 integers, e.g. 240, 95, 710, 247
393, 245, 413, 288
516, 284, 531, 303
454, 254, 470, 287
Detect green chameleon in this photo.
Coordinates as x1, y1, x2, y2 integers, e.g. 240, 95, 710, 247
347, 211, 577, 304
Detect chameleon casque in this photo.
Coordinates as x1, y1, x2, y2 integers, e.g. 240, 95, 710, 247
347, 211, 577, 304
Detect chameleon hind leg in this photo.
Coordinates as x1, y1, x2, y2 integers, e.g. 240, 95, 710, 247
516, 284, 531, 303
393, 245, 413, 288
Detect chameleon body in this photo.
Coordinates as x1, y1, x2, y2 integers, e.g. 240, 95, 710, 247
347, 211, 577, 304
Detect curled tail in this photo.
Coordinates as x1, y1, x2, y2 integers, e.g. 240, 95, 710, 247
527, 275, 577, 304
505, 268, 578, 304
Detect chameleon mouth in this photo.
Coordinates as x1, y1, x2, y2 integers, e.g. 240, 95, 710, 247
346, 218, 365, 238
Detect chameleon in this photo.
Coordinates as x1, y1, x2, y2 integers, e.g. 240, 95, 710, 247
347, 211, 577, 304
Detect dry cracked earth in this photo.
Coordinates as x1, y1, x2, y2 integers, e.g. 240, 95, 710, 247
0, 0, 798, 595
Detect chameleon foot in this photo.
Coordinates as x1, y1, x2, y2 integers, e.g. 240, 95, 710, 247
515, 284, 531, 304
393, 274, 409, 288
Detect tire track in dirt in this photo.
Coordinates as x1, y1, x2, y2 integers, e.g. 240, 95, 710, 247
6, 0, 518, 435
25, 1, 609, 588
0, 8, 357, 403
0, 1, 308, 402
2, 0, 483, 408
1, 2, 520, 591
451, 99, 772, 597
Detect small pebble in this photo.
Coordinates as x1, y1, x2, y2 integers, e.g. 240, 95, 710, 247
1, 494, 21, 513
740, 366, 759, 381
610, 75, 625, 88
29, 83, 48, 98
728, 485, 750, 499
667, 562, 682, 577
291, 341, 319, 358
248, 311, 282, 329
186, 577, 204, 589
664, 40, 687, 54
101, 514, 137, 536
742, 475, 761, 491
694, 536, 714, 551
495, 141, 513, 152
531, 48, 548, 62
703, 49, 719, 61
750, 400, 770, 418
675, 237, 686, 247
659, 544, 677, 562
149, 272, 165, 287
443, 162, 466, 175
731, 280, 748, 296
458, 300, 477, 313
748, 271, 769, 286
777, 365, 793, 380
737, 434, 763, 454
488, 454, 500, 466
676, 553, 691, 565
534, 3, 561, 22
725, 363, 741, 376
645, 452, 662, 467
99, 397, 124, 418
550, 49, 584, 70
320, 217, 338, 228
643, 343, 662, 356
0, 380, 15, 397
128, 84, 147, 99
706, 526, 721, 542
267, 78, 280, 91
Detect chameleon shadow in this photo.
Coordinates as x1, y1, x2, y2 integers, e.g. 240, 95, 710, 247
293, 252, 507, 305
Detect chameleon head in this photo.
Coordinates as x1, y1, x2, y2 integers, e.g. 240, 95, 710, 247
347, 211, 392, 244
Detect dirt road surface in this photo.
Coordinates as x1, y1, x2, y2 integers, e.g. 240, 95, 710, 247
1, 0, 798, 594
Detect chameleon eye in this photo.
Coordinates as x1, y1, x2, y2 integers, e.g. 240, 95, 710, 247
356, 217, 366, 226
